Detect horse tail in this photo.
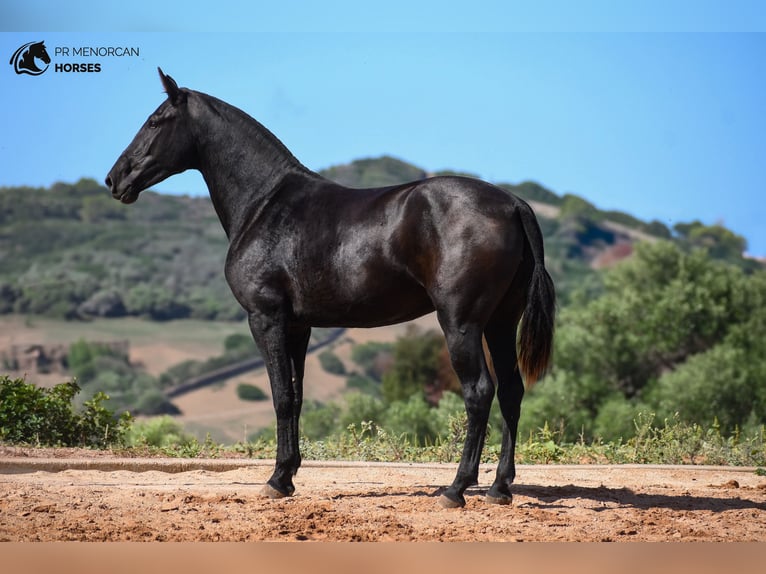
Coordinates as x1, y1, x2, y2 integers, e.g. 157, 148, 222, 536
516, 200, 556, 388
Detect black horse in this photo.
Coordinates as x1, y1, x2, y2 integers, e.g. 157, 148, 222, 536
106, 69, 555, 508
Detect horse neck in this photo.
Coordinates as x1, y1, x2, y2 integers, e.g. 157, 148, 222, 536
191, 93, 318, 239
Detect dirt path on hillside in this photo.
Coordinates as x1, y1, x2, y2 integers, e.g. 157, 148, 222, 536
1, 452, 765, 541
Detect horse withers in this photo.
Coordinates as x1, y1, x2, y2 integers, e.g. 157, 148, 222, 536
106, 69, 555, 508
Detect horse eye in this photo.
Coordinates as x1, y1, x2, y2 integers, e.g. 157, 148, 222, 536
148, 119, 158, 129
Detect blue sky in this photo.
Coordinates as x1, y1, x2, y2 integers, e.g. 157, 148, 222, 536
2, 2, 766, 254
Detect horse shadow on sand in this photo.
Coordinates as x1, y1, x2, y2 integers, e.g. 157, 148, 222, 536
330, 482, 766, 513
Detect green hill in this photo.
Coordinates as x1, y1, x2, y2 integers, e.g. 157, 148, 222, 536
0, 158, 756, 321
0, 178, 237, 321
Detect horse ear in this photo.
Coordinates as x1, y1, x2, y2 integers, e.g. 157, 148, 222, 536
158, 67, 185, 106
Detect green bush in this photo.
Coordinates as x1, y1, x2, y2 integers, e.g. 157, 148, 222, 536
350, 341, 393, 381
126, 416, 195, 449
592, 396, 648, 441
518, 369, 599, 442
383, 394, 439, 445
223, 333, 255, 354
68, 339, 129, 380
0, 376, 132, 447
338, 392, 387, 432
134, 389, 181, 415
236, 383, 268, 402
346, 372, 380, 396
318, 350, 346, 375
381, 328, 442, 404
535, 241, 766, 442
647, 343, 765, 434
300, 400, 341, 440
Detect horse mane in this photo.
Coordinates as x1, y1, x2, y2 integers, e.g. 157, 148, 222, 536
190, 90, 316, 178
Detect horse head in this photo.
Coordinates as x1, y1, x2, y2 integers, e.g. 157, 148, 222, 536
105, 68, 198, 204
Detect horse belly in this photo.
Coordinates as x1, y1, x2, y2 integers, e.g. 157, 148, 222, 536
292, 272, 434, 328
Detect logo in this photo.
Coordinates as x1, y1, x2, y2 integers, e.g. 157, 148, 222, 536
9, 41, 140, 77
9, 41, 51, 76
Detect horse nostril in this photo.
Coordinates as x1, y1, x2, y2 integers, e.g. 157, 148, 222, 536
105, 175, 113, 189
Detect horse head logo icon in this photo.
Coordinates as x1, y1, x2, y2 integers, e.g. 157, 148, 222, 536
9, 41, 51, 76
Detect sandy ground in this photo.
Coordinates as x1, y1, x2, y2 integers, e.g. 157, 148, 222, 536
1, 450, 765, 542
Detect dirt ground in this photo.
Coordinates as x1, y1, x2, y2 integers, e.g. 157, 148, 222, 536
1, 449, 765, 542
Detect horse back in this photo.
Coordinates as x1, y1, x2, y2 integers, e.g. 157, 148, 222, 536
225, 175, 527, 327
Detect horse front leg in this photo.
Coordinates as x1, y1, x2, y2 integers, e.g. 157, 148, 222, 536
248, 312, 302, 498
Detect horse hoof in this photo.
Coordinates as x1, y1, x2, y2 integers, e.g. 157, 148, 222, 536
261, 483, 290, 499
438, 494, 465, 509
485, 493, 512, 506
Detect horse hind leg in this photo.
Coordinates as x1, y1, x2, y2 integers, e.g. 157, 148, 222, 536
483, 316, 524, 505
437, 320, 495, 508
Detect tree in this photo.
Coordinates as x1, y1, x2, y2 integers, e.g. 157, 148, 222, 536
383, 394, 439, 444
558, 193, 598, 220
526, 240, 766, 441
674, 220, 747, 260
381, 327, 443, 404
646, 343, 764, 433
350, 341, 393, 381
555, 241, 750, 396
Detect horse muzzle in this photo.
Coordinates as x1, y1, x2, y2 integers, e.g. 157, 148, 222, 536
105, 175, 137, 204
105, 156, 142, 204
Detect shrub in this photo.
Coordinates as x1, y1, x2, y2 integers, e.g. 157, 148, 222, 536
350, 341, 394, 381
0, 376, 132, 447
223, 333, 255, 354
134, 389, 181, 415
383, 394, 439, 445
300, 400, 341, 440
592, 396, 648, 441
381, 328, 442, 404
236, 383, 268, 402
318, 350, 346, 375
126, 416, 195, 449
338, 392, 387, 432
646, 343, 764, 434
346, 372, 380, 396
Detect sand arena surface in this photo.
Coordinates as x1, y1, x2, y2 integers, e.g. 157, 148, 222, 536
1, 451, 765, 541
